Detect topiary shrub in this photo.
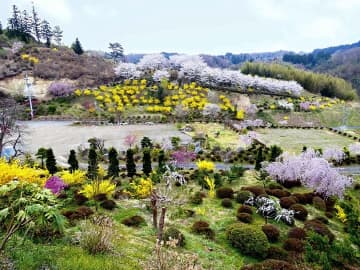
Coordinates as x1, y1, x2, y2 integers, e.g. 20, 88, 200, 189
287, 227, 306, 240
237, 205, 253, 214
227, 223, 269, 258
266, 246, 288, 260
314, 216, 329, 225
283, 238, 304, 252
190, 191, 204, 205
312, 196, 326, 211
289, 204, 308, 221
216, 187, 234, 199
280, 196, 297, 209
100, 200, 117, 210
121, 215, 146, 227
235, 190, 252, 203
241, 186, 266, 197
262, 224, 280, 242
241, 259, 296, 270
304, 219, 335, 242
292, 192, 314, 204
267, 189, 290, 198
221, 198, 233, 208
237, 212, 253, 223
191, 220, 215, 239
163, 227, 185, 247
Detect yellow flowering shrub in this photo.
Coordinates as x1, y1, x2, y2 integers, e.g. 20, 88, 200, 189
335, 205, 347, 223
204, 177, 215, 198
0, 159, 49, 186
196, 160, 215, 172
236, 110, 245, 120
79, 180, 116, 199
58, 170, 86, 185
126, 177, 153, 199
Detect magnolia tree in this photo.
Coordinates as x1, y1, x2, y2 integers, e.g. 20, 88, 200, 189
265, 149, 352, 198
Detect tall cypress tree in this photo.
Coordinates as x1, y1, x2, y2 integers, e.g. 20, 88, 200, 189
142, 148, 152, 176
46, 148, 57, 174
126, 149, 136, 177
87, 146, 98, 180
158, 150, 166, 173
108, 147, 119, 178
255, 147, 264, 171
68, 149, 79, 173
72, 38, 84, 55
35, 147, 47, 169
141, 136, 153, 149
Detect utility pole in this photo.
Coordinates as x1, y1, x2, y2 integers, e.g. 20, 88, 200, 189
24, 73, 34, 119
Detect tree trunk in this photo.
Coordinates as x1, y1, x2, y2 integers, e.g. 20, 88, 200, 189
157, 207, 166, 241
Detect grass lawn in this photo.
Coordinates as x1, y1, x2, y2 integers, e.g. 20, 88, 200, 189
256, 128, 355, 153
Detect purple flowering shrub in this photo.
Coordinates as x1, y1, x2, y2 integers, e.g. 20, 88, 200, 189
48, 81, 75, 97
44, 176, 68, 195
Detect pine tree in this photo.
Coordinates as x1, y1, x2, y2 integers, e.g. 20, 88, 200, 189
72, 38, 84, 55
53, 25, 63, 46
40, 20, 52, 46
31, 3, 41, 42
0, 21, 3, 35
141, 136, 153, 149
255, 147, 264, 171
108, 42, 124, 62
46, 148, 57, 174
8, 5, 21, 31
68, 149, 79, 173
158, 150, 166, 173
108, 147, 119, 178
35, 147, 47, 169
87, 146, 98, 180
126, 149, 136, 177
269, 145, 283, 162
21, 10, 32, 35
143, 148, 152, 176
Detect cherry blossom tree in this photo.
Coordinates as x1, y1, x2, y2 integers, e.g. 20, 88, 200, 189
124, 134, 137, 148
138, 53, 169, 70
114, 62, 142, 79
152, 69, 170, 82
322, 147, 346, 163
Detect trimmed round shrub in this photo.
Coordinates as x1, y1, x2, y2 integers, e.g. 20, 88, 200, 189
227, 224, 269, 258
163, 227, 185, 247
267, 189, 290, 198
242, 186, 266, 197
235, 190, 252, 203
292, 192, 314, 204
221, 198, 233, 208
304, 219, 335, 242
289, 204, 308, 221
266, 246, 288, 260
100, 199, 117, 210
314, 216, 329, 225
262, 224, 280, 242
280, 196, 297, 209
190, 192, 203, 205
237, 205, 253, 215
312, 196, 326, 211
237, 212, 253, 223
121, 215, 146, 227
283, 238, 304, 252
287, 227, 306, 240
241, 259, 296, 270
191, 220, 215, 239
216, 187, 234, 199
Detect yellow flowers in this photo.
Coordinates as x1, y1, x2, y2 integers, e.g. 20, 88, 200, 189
236, 109, 245, 120
283, 116, 289, 120
196, 160, 215, 172
0, 159, 49, 186
335, 205, 347, 223
126, 177, 153, 199
74, 89, 82, 96
58, 170, 86, 185
80, 180, 116, 199
21, 54, 39, 64
270, 104, 276, 110
204, 177, 215, 198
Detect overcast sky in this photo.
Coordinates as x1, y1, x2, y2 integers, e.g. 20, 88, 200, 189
1, 0, 360, 55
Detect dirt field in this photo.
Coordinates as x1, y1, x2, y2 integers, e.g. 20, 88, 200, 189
21, 121, 191, 164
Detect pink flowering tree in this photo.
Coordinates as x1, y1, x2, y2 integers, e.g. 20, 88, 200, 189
171, 148, 196, 166
322, 147, 346, 163
124, 134, 137, 148
48, 81, 75, 97
265, 149, 352, 199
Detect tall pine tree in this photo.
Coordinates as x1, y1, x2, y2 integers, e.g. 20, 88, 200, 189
53, 25, 63, 46
87, 146, 98, 180
68, 149, 79, 173
31, 3, 41, 42
126, 149, 136, 177
142, 148, 152, 176
72, 38, 84, 55
21, 10, 32, 35
107, 148, 119, 178
255, 147, 264, 171
8, 5, 21, 31
46, 148, 57, 175
0, 21, 3, 35
40, 20, 52, 47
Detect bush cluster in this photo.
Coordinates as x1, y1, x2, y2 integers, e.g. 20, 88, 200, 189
191, 220, 215, 239
221, 198, 233, 208
216, 187, 234, 199
121, 215, 146, 227
163, 227, 185, 247
262, 224, 280, 242
235, 190, 252, 203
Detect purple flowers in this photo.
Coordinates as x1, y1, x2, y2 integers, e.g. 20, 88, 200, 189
171, 148, 196, 166
44, 176, 67, 195
48, 81, 75, 97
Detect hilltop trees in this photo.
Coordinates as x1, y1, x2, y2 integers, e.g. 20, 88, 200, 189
40, 20, 53, 47
31, 3, 41, 42
108, 42, 124, 62
53, 26, 63, 46
72, 38, 84, 55
0, 21, 3, 34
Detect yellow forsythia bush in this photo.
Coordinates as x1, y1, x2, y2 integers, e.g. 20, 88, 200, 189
79, 180, 116, 199
335, 205, 347, 223
196, 160, 215, 172
126, 178, 153, 199
0, 159, 49, 186
58, 170, 86, 185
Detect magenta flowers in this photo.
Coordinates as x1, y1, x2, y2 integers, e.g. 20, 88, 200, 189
44, 176, 67, 195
